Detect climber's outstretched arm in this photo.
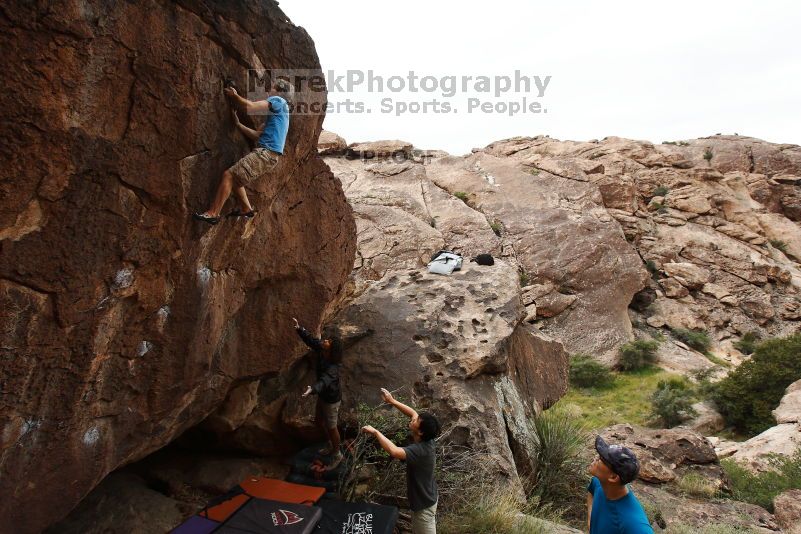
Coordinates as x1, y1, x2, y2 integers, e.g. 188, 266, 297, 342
224, 86, 271, 115
361, 425, 407, 460
381, 388, 418, 419
230, 109, 261, 142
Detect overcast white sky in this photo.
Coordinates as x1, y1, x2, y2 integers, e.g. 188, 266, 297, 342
280, 1, 800, 155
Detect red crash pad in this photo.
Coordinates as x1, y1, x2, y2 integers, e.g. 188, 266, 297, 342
239, 477, 326, 505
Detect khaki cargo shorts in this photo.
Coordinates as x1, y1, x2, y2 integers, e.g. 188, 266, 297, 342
315, 399, 341, 430
228, 148, 280, 187
411, 502, 437, 534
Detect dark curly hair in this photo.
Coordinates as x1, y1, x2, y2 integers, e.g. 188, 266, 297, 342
418, 412, 441, 442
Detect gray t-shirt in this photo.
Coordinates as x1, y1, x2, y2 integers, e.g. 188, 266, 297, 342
403, 440, 438, 511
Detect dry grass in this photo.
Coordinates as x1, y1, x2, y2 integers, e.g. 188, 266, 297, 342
676, 472, 718, 498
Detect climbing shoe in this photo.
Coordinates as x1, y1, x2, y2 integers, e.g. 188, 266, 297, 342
193, 212, 221, 225
226, 208, 256, 219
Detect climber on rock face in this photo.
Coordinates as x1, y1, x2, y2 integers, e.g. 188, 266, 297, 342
193, 78, 293, 224
293, 317, 345, 470
362, 388, 440, 534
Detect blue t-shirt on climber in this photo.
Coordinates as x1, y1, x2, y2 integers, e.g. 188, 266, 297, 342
257, 95, 289, 154
588, 477, 653, 534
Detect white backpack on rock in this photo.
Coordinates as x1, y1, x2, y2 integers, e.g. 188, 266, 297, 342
427, 250, 463, 275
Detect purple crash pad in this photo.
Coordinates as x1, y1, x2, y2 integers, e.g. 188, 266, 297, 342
169, 514, 220, 534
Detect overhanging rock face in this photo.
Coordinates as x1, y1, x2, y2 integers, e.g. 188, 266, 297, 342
0, 1, 356, 531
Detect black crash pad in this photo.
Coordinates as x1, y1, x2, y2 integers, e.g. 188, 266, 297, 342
215, 498, 322, 534
314, 498, 399, 534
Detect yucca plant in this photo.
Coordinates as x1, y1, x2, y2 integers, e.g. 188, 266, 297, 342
526, 407, 589, 513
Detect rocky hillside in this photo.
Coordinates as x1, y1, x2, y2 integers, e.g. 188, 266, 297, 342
321, 133, 801, 371
315, 131, 801, 532
0, 2, 355, 532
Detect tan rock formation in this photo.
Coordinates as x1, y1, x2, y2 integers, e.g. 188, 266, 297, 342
773, 379, 801, 424
318, 130, 348, 156
444, 134, 801, 367
685, 401, 726, 435
723, 423, 801, 469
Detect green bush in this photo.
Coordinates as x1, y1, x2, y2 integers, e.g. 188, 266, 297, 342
526, 407, 589, 517
652, 185, 669, 197
711, 334, 801, 434
569, 354, 614, 389
489, 221, 502, 237
618, 339, 660, 371
733, 331, 760, 355
703, 148, 713, 161
722, 449, 801, 512
672, 328, 712, 353
650, 378, 697, 427
454, 191, 469, 202
770, 239, 789, 253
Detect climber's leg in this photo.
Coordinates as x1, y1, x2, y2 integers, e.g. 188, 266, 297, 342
316, 400, 342, 468
195, 150, 277, 222
233, 186, 254, 213
205, 170, 234, 217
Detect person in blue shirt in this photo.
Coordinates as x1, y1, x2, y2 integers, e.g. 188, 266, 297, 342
587, 436, 654, 534
193, 78, 292, 224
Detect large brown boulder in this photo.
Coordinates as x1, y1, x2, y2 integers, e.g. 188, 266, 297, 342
598, 424, 719, 484
332, 262, 568, 483
427, 149, 648, 361
635, 482, 778, 533
0, 1, 355, 532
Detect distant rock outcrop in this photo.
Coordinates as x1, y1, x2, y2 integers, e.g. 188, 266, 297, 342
0, 2, 355, 532
321, 133, 801, 371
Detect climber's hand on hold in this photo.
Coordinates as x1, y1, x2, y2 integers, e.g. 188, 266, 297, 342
223, 86, 238, 98
292, 317, 300, 329
380, 388, 394, 405
361, 425, 377, 436
230, 108, 240, 125
302, 385, 312, 397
